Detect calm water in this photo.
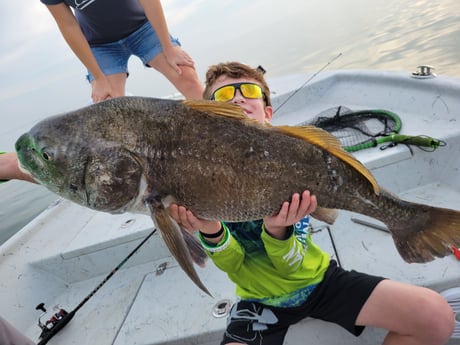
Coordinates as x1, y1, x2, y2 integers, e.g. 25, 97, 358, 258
1, 0, 459, 244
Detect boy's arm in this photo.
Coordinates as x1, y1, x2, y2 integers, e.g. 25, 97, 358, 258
198, 223, 245, 273
261, 191, 317, 275
169, 205, 245, 272
261, 221, 309, 275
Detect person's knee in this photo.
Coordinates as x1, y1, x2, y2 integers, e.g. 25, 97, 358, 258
184, 67, 201, 84
173, 67, 203, 98
420, 290, 454, 343
432, 301, 454, 342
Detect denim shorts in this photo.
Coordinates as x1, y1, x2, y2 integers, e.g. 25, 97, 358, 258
87, 21, 181, 82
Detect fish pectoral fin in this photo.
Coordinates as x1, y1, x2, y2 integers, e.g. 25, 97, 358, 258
145, 194, 208, 267
276, 125, 380, 195
311, 207, 339, 225
146, 201, 212, 296
181, 227, 208, 268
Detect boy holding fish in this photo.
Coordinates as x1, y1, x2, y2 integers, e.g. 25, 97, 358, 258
169, 62, 454, 345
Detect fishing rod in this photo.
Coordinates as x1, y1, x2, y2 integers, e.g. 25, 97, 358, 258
36, 228, 157, 345
273, 52, 343, 114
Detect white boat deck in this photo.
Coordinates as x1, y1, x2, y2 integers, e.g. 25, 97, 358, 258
1, 69, 459, 344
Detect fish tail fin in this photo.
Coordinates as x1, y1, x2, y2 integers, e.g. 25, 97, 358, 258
392, 205, 460, 263
181, 227, 208, 268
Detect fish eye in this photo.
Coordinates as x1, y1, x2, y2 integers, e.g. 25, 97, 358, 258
42, 151, 53, 161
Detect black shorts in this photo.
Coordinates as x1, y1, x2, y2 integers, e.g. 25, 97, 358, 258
221, 260, 385, 345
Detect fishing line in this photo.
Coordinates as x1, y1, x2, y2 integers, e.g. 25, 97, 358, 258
37, 228, 157, 345
273, 52, 343, 114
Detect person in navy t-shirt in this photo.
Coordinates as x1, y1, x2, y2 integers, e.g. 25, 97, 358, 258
40, 0, 203, 102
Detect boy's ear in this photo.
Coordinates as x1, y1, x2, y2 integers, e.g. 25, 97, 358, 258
264, 106, 273, 123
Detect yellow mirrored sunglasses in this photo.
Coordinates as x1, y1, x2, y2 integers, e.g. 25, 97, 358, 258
210, 82, 266, 103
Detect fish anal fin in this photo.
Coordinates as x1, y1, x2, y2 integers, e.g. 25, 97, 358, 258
311, 207, 339, 225
276, 125, 380, 195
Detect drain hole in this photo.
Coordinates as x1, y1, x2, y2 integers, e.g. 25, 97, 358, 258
212, 299, 233, 318
156, 262, 167, 276
121, 218, 136, 228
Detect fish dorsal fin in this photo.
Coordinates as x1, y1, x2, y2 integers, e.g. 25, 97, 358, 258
183, 100, 254, 121
183, 100, 378, 193
276, 125, 380, 194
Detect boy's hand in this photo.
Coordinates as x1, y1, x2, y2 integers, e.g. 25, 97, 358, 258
263, 190, 317, 240
169, 204, 221, 235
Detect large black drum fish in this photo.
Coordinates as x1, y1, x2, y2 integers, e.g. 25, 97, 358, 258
15, 97, 460, 295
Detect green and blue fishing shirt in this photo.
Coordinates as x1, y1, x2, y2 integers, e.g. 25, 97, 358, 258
199, 217, 330, 307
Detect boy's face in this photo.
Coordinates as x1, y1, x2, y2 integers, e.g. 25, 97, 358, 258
209, 75, 273, 124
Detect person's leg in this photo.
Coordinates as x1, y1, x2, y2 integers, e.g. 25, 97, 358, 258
126, 22, 203, 99
0, 315, 35, 345
356, 279, 454, 345
302, 261, 454, 344
147, 49, 203, 99
90, 72, 127, 98
221, 301, 289, 345
87, 41, 130, 99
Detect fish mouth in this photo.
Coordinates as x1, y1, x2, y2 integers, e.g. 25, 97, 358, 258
15, 133, 49, 184
17, 163, 34, 178
15, 134, 33, 177
15, 133, 35, 173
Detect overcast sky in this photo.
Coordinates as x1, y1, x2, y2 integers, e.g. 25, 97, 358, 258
1, 0, 459, 150
1, 1, 319, 149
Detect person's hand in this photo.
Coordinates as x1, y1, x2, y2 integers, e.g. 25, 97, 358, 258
0, 152, 37, 183
263, 190, 317, 240
91, 76, 113, 103
164, 46, 195, 75
169, 204, 221, 235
